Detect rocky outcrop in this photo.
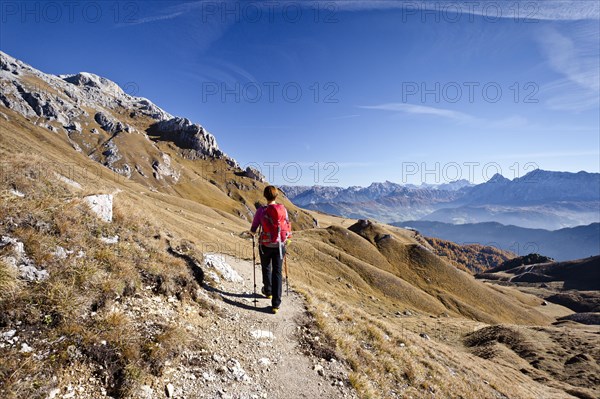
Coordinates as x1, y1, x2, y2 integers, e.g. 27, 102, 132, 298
152, 153, 180, 182
203, 254, 243, 283
62, 72, 124, 96
0, 51, 242, 188
150, 117, 226, 160
0, 51, 172, 131
0, 236, 49, 282
94, 112, 124, 135
242, 166, 265, 182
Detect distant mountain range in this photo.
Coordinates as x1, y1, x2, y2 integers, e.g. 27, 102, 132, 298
281, 170, 600, 230
391, 221, 600, 261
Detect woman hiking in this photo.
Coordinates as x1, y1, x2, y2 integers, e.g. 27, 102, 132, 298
249, 186, 292, 314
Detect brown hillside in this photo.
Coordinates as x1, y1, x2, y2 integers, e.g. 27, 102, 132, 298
2, 53, 591, 399
424, 236, 515, 273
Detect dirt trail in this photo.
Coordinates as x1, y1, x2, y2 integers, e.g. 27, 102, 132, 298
161, 254, 358, 399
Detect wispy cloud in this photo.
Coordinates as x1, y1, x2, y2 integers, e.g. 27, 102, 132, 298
497, 150, 600, 160
359, 103, 474, 121
184, 57, 258, 87
327, 114, 361, 120
328, 1, 599, 21
126, 1, 599, 28
119, 2, 205, 26
537, 22, 600, 111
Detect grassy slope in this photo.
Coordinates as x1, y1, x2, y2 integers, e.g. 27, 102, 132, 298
3, 105, 589, 398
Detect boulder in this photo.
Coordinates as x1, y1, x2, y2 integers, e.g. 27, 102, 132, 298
84, 194, 113, 222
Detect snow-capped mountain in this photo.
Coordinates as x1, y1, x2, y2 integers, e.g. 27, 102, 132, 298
282, 171, 600, 229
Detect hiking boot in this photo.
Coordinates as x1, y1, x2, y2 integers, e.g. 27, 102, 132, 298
261, 287, 272, 299
271, 307, 279, 314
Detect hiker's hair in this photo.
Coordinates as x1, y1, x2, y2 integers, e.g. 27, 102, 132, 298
264, 186, 278, 202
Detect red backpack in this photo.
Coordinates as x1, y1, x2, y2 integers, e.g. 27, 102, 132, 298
259, 204, 292, 247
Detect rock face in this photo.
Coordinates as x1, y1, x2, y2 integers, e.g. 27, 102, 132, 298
94, 112, 124, 135
151, 117, 226, 160
84, 194, 113, 223
0, 51, 172, 132
0, 50, 241, 183
242, 166, 265, 182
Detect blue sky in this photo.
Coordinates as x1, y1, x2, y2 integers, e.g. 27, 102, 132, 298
1, 1, 599, 186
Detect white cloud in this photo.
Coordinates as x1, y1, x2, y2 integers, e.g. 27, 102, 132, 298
537, 22, 600, 111
327, 114, 361, 120
497, 150, 600, 159
328, 1, 599, 21
126, 1, 599, 27
359, 102, 474, 121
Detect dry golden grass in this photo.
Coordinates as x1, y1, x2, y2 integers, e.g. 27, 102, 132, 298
0, 153, 211, 398
0, 259, 20, 300
0, 108, 591, 399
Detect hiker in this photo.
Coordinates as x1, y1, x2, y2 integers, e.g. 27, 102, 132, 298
249, 185, 291, 314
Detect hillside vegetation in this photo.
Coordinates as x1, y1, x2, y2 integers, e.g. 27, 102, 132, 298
1, 52, 598, 399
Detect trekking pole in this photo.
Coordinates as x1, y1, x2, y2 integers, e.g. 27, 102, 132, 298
252, 234, 257, 307
284, 253, 289, 296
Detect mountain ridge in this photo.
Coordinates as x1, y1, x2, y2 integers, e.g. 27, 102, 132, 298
282, 169, 600, 229
394, 220, 600, 261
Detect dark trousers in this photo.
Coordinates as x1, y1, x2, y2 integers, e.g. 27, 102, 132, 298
259, 245, 285, 308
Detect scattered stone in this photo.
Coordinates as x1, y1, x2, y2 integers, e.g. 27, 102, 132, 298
100, 235, 119, 244
1, 235, 49, 281
258, 358, 271, 367
227, 358, 250, 382
313, 364, 325, 376
541, 301, 548, 306
165, 383, 174, 398
20, 342, 33, 353
212, 353, 225, 363
47, 388, 60, 399
419, 333, 430, 340
9, 189, 25, 197
250, 330, 274, 340
2, 330, 16, 340
52, 246, 72, 259
138, 385, 153, 399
